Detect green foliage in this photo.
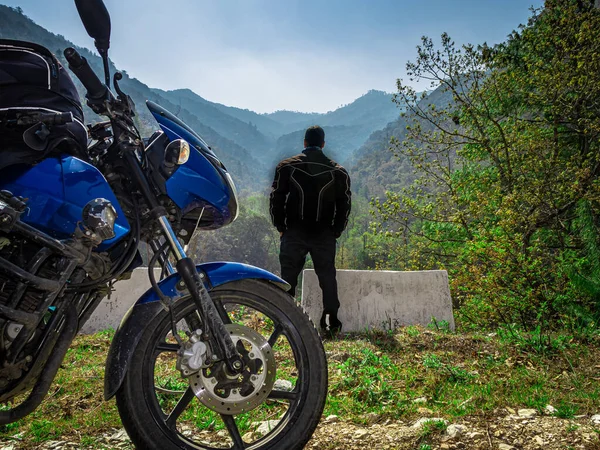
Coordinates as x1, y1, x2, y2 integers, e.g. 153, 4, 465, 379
555, 403, 578, 420
419, 419, 447, 438
427, 318, 451, 333
496, 323, 572, 355
560, 199, 600, 332
370, 0, 600, 331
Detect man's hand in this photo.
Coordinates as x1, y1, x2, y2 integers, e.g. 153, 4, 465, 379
280, 231, 284, 237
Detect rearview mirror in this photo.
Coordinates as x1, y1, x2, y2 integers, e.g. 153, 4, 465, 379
74, 0, 111, 54
74, 0, 111, 86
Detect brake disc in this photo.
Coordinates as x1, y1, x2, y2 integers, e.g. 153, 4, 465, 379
189, 323, 277, 414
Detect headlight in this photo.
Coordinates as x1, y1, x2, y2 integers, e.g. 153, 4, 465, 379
177, 141, 190, 164
164, 139, 190, 167
162, 139, 190, 177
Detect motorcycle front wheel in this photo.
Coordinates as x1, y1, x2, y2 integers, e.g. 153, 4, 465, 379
115, 279, 327, 450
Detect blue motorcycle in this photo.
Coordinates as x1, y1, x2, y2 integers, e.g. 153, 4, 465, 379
0, 1, 327, 448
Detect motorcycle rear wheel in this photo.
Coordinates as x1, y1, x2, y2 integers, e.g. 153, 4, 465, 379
115, 279, 327, 450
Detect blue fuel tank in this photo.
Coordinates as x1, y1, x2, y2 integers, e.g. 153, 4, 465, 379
0, 155, 130, 250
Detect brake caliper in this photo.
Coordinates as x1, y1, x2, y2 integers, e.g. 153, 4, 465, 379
176, 329, 209, 377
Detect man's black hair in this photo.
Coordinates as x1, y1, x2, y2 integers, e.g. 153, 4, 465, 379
304, 125, 325, 147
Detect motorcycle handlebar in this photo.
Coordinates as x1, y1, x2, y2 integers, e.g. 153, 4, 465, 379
64, 47, 108, 101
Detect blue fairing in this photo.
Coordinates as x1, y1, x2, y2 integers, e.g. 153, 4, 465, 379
137, 261, 289, 305
166, 149, 228, 215
0, 155, 130, 250
146, 101, 237, 228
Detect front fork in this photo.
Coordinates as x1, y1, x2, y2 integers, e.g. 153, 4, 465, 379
124, 150, 244, 374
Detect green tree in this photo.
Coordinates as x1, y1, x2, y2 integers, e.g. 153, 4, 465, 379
373, 0, 600, 329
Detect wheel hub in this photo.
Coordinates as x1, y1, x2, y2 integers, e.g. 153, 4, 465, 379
189, 323, 276, 414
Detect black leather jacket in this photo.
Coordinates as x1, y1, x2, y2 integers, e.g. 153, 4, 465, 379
269, 147, 351, 237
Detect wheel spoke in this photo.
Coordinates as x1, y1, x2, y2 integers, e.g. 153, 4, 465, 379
268, 325, 284, 348
221, 414, 245, 449
165, 387, 195, 428
268, 389, 298, 401
156, 342, 180, 353
214, 297, 232, 324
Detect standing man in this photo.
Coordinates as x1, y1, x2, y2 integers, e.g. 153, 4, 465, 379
270, 125, 351, 334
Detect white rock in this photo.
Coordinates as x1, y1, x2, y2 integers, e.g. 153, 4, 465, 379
446, 424, 467, 439
324, 414, 339, 423
353, 429, 369, 440
545, 405, 557, 415
256, 420, 280, 435
109, 429, 130, 441
498, 444, 516, 450
517, 409, 538, 419
468, 431, 485, 439
242, 431, 256, 441
273, 379, 293, 392
413, 397, 428, 404
534, 435, 545, 445
412, 417, 448, 428
0, 446, 15, 450
591, 414, 600, 424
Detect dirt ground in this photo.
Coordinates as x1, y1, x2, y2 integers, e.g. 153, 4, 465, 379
2, 410, 599, 449
306, 412, 600, 449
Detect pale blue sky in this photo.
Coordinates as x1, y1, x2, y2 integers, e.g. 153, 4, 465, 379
3, 0, 543, 113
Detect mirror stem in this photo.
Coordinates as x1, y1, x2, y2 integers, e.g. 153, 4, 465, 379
100, 51, 110, 88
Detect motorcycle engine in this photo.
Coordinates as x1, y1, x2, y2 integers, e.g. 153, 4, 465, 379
0, 233, 63, 389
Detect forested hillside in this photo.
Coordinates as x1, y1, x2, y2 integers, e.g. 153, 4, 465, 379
366, 0, 600, 335
349, 84, 455, 198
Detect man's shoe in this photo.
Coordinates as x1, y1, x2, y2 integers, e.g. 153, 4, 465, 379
328, 315, 342, 334
320, 312, 342, 338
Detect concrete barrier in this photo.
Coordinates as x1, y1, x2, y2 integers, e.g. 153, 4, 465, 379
80, 268, 160, 334
301, 269, 455, 332
81, 268, 455, 334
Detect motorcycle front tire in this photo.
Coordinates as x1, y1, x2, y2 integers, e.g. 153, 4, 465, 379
115, 279, 328, 450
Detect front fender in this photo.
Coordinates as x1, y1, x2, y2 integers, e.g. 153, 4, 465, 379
104, 262, 289, 400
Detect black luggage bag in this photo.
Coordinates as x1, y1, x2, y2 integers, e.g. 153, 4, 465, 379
0, 39, 88, 171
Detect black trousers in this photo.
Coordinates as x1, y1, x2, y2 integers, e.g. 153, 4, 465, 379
279, 228, 340, 313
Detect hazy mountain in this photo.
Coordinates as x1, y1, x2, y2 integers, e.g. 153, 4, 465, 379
265, 90, 402, 136
152, 88, 276, 158
266, 91, 405, 168
155, 88, 404, 163
189, 95, 284, 138
348, 84, 455, 198
264, 110, 322, 127
273, 124, 382, 169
